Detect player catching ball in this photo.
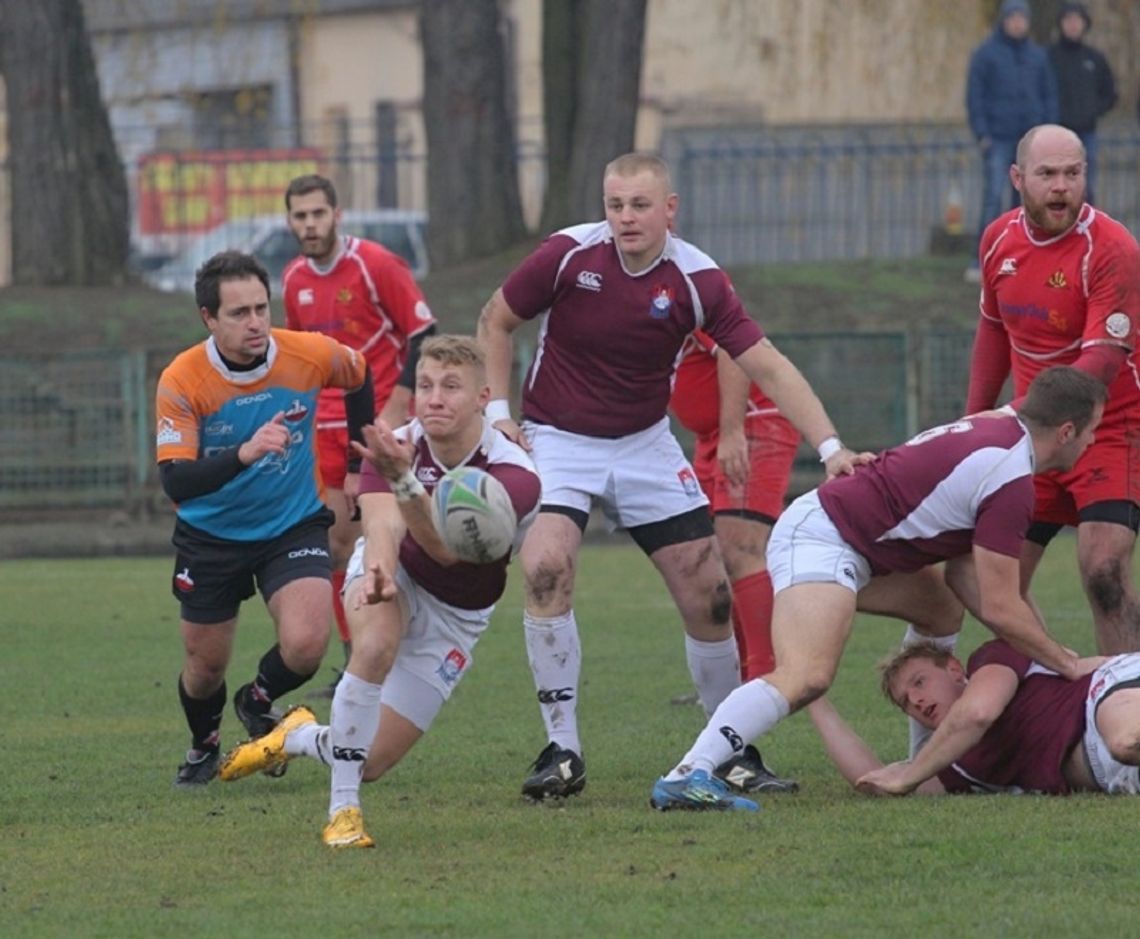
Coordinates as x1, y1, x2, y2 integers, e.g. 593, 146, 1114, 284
219, 335, 540, 849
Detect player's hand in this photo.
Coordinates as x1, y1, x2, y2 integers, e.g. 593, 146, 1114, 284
343, 471, 361, 520
855, 762, 918, 796
717, 429, 749, 489
237, 411, 290, 465
492, 417, 531, 452
822, 446, 874, 480
355, 559, 398, 606
1068, 655, 1109, 680
352, 418, 415, 480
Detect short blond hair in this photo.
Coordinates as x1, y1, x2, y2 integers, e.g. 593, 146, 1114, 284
419, 334, 485, 374
877, 641, 956, 707
603, 152, 672, 190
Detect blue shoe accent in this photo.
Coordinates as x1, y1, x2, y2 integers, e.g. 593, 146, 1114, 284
650, 769, 759, 812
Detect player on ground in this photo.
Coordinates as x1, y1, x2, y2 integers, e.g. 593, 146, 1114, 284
966, 124, 1140, 654
219, 336, 540, 848
650, 366, 1107, 811
810, 636, 1140, 797
282, 174, 437, 693
157, 251, 372, 788
669, 330, 801, 793
478, 151, 862, 802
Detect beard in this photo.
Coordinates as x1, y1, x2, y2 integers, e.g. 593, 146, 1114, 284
1023, 193, 1081, 236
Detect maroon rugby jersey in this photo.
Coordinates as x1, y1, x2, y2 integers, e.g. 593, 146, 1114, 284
359, 419, 540, 609
502, 223, 763, 437
937, 640, 1091, 794
818, 413, 1034, 575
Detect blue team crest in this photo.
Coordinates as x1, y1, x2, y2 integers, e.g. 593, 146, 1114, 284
649, 286, 674, 319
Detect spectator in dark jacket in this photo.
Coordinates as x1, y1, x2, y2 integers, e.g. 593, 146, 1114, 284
965, 0, 1058, 282
1049, 1, 1117, 204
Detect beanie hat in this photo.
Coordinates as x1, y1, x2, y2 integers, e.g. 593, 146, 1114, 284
1057, 2, 1091, 30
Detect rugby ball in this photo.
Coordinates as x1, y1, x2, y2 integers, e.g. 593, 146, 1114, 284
431, 466, 517, 564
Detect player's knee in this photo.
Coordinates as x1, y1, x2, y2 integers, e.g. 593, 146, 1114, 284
1085, 558, 1128, 616
281, 632, 329, 672
524, 556, 575, 609
710, 578, 732, 626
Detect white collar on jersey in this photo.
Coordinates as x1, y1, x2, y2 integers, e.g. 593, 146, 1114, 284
614, 230, 673, 278
407, 415, 496, 471
204, 333, 277, 385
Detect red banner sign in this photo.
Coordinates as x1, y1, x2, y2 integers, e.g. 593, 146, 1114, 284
136, 148, 325, 235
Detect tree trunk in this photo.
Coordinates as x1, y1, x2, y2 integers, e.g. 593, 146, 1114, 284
0, 0, 130, 286
420, 0, 527, 268
540, 0, 647, 232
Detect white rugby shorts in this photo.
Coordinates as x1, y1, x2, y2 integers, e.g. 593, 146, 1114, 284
767, 489, 872, 595
344, 537, 494, 731
521, 416, 707, 529
1084, 654, 1140, 794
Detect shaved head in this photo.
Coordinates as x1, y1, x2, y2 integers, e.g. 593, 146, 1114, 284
1016, 124, 1085, 169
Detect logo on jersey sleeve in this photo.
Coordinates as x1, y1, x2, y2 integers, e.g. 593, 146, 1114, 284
156, 417, 182, 446
650, 286, 674, 319
436, 648, 468, 686
1106, 313, 1132, 340
1046, 270, 1067, 288
415, 300, 433, 322
998, 258, 1018, 276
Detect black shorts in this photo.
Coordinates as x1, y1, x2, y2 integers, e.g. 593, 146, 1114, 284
171, 508, 335, 625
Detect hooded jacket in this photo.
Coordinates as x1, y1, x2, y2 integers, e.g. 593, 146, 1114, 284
1048, 4, 1117, 133
966, 2, 1059, 142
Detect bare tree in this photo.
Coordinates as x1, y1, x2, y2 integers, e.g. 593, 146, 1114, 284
420, 0, 527, 267
540, 0, 648, 232
0, 0, 130, 286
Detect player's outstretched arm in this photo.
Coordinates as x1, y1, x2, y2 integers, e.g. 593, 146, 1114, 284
807, 698, 886, 785
714, 348, 750, 488
733, 339, 866, 478
857, 663, 1016, 796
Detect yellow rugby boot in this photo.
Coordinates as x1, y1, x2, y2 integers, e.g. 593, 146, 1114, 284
218, 705, 317, 781
322, 807, 375, 849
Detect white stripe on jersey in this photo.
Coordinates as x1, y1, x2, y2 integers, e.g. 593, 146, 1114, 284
877, 437, 1033, 545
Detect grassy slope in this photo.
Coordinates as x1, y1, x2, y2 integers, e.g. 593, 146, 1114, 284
0, 250, 981, 355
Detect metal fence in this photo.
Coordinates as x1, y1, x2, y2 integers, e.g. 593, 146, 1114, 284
0, 330, 976, 513
667, 123, 1140, 265
111, 119, 1140, 268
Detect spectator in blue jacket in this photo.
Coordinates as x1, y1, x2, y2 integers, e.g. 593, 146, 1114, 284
965, 0, 1059, 282
1048, 2, 1117, 205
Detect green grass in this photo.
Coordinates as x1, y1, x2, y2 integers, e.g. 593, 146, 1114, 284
0, 535, 1131, 937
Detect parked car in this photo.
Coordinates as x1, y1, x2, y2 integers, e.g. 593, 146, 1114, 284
143, 209, 429, 294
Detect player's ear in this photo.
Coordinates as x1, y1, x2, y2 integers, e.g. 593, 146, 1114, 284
946, 658, 966, 683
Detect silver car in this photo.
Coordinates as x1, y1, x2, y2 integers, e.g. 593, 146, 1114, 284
143, 209, 429, 293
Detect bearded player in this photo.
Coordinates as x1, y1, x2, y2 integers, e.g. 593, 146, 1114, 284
966, 124, 1140, 655
282, 174, 437, 690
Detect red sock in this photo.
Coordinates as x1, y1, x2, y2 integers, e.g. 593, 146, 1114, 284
331, 569, 350, 643
731, 569, 775, 680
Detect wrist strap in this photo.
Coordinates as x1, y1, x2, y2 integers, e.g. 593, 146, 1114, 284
485, 399, 511, 423
391, 470, 426, 503
817, 435, 843, 463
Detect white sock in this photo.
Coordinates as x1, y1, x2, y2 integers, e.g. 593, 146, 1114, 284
328, 671, 384, 816
666, 678, 789, 780
684, 634, 741, 716
285, 722, 332, 766
524, 610, 582, 755
901, 624, 958, 756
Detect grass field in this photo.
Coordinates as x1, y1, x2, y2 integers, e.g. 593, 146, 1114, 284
1, 535, 1136, 938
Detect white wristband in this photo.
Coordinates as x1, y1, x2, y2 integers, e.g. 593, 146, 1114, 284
485, 399, 512, 423
390, 470, 426, 503
817, 435, 843, 463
